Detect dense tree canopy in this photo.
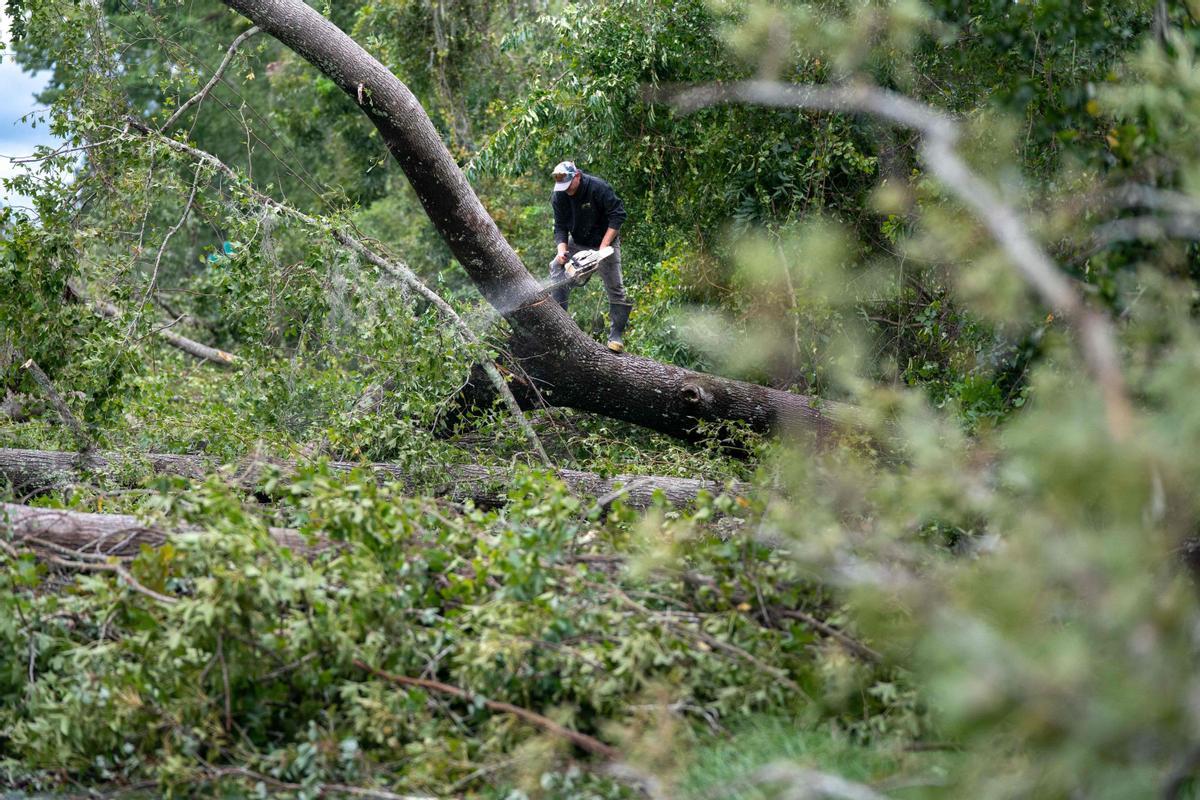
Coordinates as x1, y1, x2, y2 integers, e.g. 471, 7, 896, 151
4, 0, 1200, 797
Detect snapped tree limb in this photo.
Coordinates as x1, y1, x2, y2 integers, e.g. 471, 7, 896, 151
162, 25, 262, 132
18, 357, 92, 451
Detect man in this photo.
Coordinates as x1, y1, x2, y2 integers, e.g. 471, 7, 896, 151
549, 160, 632, 353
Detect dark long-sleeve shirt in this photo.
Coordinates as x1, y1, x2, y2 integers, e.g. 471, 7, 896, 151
551, 173, 627, 249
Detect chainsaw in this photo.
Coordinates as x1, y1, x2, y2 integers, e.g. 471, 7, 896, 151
560, 245, 615, 288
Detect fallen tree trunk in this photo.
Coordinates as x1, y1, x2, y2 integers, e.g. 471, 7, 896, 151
215, 0, 838, 443
0, 447, 749, 510
1, 502, 317, 557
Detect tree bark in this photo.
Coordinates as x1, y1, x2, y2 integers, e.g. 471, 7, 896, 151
0, 447, 749, 510
1, 502, 317, 557
215, 0, 837, 442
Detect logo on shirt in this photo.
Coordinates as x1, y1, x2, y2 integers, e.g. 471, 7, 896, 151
581, 202, 592, 209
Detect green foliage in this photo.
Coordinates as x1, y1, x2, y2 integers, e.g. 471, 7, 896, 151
0, 469, 885, 796
0, 210, 135, 431
679, 716, 948, 800
471, 0, 880, 263
8, 0, 1200, 797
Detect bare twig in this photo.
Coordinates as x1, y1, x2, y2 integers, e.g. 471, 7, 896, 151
17, 532, 132, 563
129, 160, 205, 338
259, 651, 319, 681
5, 136, 121, 164
19, 357, 92, 451
353, 658, 619, 759
137, 313, 189, 339
162, 25, 262, 131
661, 80, 1134, 441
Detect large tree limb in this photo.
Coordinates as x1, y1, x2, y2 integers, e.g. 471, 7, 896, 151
660, 80, 1134, 441
213, 0, 836, 443
0, 447, 749, 510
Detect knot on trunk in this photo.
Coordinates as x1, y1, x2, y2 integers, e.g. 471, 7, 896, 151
679, 381, 714, 407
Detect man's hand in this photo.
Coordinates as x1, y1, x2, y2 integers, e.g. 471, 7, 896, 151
556, 252, 569, 265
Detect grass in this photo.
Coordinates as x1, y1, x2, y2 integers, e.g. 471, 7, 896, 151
678, 715, 952, 799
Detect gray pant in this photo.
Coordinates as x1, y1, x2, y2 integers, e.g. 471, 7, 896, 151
549, 239, 627, 309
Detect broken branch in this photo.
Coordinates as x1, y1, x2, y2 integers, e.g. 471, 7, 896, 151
162, 25, 263, 131
19, 357, 92, 451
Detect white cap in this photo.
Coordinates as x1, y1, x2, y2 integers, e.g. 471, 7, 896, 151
551, 160, 578, 192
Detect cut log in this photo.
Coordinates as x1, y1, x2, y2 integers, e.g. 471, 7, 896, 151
215, 0, 840, 443
0, 447, 749, 510
154, 326, 239, 367
1, 502, 318, 557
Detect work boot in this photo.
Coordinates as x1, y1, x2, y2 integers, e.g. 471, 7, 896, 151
607, 302, 632, 353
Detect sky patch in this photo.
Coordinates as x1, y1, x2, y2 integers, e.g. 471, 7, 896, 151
1, 10, 62, 210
